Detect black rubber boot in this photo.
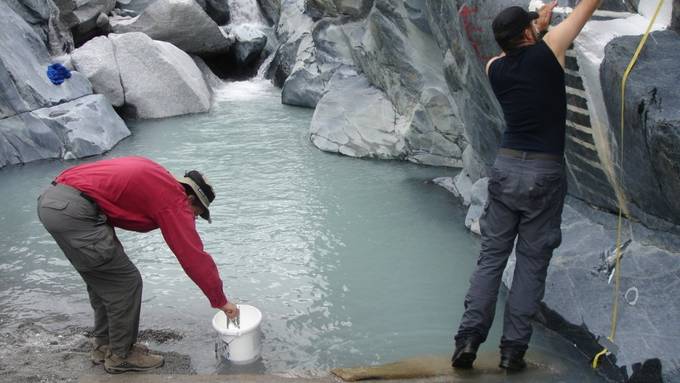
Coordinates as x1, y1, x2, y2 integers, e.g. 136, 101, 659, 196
499, 348, 527, 371
451, 340, 479, 369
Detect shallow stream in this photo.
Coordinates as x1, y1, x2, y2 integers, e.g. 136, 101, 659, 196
0, 80, 603, 381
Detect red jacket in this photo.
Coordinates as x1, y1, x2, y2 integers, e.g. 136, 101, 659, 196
56, 156, 228, 308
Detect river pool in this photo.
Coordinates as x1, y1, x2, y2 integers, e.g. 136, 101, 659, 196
0, 80, 603, 381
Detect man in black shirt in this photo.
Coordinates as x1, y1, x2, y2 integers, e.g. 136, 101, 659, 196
452, 0, 602, 371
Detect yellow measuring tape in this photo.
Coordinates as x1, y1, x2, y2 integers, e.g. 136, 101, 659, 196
591, 0, 665, 369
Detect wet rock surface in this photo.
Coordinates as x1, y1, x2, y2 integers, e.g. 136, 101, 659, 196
0, 322, 193, 383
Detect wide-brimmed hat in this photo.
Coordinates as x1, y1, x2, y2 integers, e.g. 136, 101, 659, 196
176, 170, 215, 223
492, 6, 539, 49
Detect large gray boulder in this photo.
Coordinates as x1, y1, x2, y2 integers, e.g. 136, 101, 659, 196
226, 23, 268, 67
66, 0, 116, 34
0, 1, 92, 119
110, 32, 211, 119
600, 30, 680, 227
110, 0, 233, 55
310, 74, 406, 158
71, 36, 125, 107
0, 95, 130, 168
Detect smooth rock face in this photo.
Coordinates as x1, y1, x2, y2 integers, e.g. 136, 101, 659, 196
281, 19, 354, 108
71, 36, 125, 107
310, 74, 406, 159
110, 33, 211, 119
0, 95, 130, 168
346, 0, 501, 167
600, 31, 680, 227
274, 0, 500, 167
0, 1, 92, 119
110, 0, 233, 54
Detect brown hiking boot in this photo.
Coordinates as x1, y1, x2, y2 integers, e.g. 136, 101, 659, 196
91, 343, 109, 365
104, 344, 164, 374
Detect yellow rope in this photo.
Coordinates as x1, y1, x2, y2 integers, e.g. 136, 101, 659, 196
591, 0, 665, 369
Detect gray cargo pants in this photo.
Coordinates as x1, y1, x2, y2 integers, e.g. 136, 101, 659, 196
37, 183, 142, 358
455, 153, 567, 352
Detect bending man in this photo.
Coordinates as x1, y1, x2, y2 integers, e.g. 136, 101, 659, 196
452, 0, 602, 371
37, 156, 239, 374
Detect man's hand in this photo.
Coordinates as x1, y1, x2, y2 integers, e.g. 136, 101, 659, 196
535, 1, 558, 33
221, 302, 239, 320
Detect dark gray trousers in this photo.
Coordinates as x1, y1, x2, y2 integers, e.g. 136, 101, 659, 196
455, 154, 567, 351
37, 183, 142, 357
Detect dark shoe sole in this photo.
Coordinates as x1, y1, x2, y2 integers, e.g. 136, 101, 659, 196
452, 351, 477, 369
104, 359, 164, 374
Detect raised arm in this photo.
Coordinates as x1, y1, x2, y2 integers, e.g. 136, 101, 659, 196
544, 0, 602, 67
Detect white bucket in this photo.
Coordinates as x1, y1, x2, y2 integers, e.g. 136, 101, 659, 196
212, 304, 262, 364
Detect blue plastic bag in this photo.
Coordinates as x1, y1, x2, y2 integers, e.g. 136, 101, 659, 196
46, 63, 72, 85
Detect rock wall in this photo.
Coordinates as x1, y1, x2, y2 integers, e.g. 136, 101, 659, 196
601, 30, 680, 230
0, 0, 130, 168
267, 0, 504, 168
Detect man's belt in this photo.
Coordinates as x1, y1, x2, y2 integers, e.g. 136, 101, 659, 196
51, 180, 97, 204
498, 148, 562, 162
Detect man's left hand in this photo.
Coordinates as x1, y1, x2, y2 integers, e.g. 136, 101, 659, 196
535, 1, 558, 33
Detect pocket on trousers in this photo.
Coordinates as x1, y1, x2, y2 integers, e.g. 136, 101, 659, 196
40, 198, 69, 210
68, 227, 117, 271
529, 172, 562, 205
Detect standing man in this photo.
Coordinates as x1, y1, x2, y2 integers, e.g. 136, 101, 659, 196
37, 156, 240, 374
452, 0, 602, 371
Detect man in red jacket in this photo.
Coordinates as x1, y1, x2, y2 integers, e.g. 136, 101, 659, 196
37, 156, 239, 374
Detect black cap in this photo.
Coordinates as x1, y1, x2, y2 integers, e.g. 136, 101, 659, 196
492, 6, 539, 50
176, 170, 215, 223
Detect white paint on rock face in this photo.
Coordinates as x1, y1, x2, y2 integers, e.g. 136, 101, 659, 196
638, 0, 673, 27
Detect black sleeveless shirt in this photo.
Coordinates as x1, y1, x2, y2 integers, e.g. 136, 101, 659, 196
488, 40, 566, 155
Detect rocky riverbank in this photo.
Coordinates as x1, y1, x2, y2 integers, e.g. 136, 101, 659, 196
1, 0, 679, 381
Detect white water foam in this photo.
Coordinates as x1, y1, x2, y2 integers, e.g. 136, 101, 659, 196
213, 79, 277, 102
228, 0, 267, 25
